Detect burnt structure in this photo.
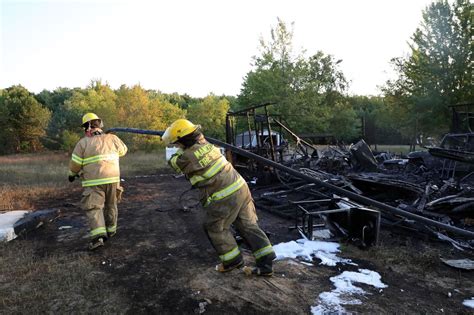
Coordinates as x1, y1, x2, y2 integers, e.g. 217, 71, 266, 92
225, 103, 286, 165
108, 103, 474, 249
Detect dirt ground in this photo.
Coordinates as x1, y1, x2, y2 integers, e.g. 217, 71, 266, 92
6, 172, 474, 314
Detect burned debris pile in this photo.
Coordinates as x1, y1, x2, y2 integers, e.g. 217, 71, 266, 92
221, 103, 474, 249
250, 139, 474, 249
107, 103, 474, 249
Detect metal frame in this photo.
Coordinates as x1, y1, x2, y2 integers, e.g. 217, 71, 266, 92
225, 103, 285, 163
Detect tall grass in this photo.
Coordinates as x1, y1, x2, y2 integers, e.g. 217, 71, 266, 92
120, 150, 167, 176
0, 151, 167, 210
0, 153, 68, 210
0, 153, 70, 186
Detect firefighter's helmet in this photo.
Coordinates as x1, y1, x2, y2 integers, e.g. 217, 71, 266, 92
82, 112, 103, 128
162, 119, 200, 145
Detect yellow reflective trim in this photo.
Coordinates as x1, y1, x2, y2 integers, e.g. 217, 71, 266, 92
72, 153, 83, 161
204, 177, 245, 206
219, 246, 240, 262
90, 227, 107, 237
107, 225, 117, 233
71, 154, 83, 165
169, 155, 181, 173
254, 245, 274, 260
82, 177, 120, 187
189, 157, 227, 185
82, 153, 117, 162
82, 153, 119, 165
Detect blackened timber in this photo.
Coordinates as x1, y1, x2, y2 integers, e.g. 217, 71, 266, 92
429, 147, 474, 164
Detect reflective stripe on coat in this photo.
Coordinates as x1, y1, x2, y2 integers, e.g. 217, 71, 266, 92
69, 133, 128, 187
168, 136, 246, 206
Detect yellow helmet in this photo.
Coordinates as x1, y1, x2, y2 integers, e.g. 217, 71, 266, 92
162, 119, 199, 145
82, 112, 101, 126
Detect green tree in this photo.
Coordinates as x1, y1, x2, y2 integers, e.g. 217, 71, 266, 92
147, 91, 200, 110
61, 80, 118, 150
0, 85, 51, 153
383, 0, 473, 144
115, 84, 186, 149
238, 18, 295, 110
327, 102, 359, 142
35, 87, 77, 149
238, 18, 353, 140
114, 84, 151, 149
187, 94, 230, 140
348, 95, 411, 145
116, 84, 151, 128
149, 99, 186, 130
349, 96, 381, 144
163, 92, 197, 110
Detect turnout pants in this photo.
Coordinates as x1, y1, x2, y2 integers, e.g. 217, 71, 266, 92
204, 184, 275, 267
80, 183, 123, 239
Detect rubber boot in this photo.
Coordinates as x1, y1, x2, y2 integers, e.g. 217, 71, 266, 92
88, 237, 105, 251
243, 251, 276, 277
215, 254, 244, 273
242, 265, 273, 277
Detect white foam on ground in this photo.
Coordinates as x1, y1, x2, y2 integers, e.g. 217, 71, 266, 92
0, 211, 30, 242
273, 239, 387, 314
312, 269, 388, 315
273, 238, 354, 266
463, 298, 474, 308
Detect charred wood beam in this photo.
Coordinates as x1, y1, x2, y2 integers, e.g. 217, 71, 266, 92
429, 147, 474, 164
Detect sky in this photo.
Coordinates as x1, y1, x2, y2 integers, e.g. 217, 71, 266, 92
1, 0, 435, 97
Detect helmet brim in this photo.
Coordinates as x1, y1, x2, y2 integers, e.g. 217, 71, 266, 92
82, 119, 103, 129
162, 127, 173, 145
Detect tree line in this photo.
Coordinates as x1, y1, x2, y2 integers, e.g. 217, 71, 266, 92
237, 0, 471, 147
0, 0, 471, 155
0, 83, 233, 153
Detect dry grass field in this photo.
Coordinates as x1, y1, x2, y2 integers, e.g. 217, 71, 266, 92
0, 151, 166, 313
0, 151, 166, 211
0, 241, 128, 313
1, 150, 473, 314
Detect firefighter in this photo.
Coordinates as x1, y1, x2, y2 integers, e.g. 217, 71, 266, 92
68, 113, 128, 250
162, 119, 276, 276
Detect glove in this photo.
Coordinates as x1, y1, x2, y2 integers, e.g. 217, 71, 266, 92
68, 175, 76, 182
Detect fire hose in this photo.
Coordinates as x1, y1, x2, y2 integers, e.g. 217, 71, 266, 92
107, 127, 474, 238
